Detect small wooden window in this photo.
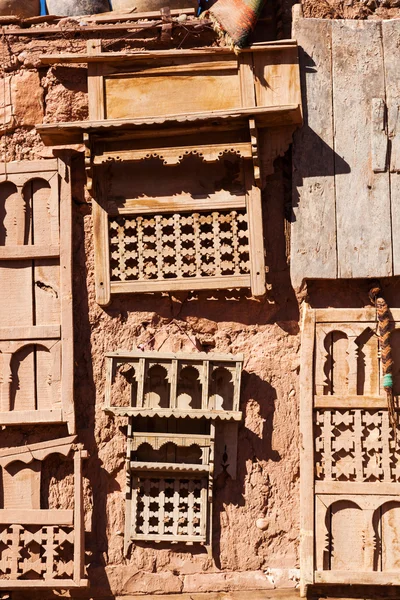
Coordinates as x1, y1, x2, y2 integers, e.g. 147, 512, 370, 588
93, 153, 265, 304
104, 352, 243, 549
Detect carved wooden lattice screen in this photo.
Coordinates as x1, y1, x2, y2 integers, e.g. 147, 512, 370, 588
93, 154, 264, 305
104, 351, 242, 549
0, 437, 87, 589
300, 306, 400, 596
0, 159, 74, 432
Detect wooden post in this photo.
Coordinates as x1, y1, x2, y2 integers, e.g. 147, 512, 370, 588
59, 156, 75, 434
73, 448, 87, 585
299, 304, 316, 596
244, 160, 266, 297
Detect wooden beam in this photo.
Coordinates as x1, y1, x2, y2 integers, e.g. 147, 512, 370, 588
39, 40, 298, 64
0, 509, 73, 525
37, 105, 303, 146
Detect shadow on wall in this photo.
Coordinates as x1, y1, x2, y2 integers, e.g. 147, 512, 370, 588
291, 48, 350, 221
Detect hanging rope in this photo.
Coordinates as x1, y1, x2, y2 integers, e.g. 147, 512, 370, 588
369, 283, 397, 437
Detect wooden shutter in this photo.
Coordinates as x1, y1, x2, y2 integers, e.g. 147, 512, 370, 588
0, 159, 74, 432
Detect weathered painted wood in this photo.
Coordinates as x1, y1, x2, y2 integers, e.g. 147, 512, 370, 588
291, 19, 336, 288
333, 20, 391, 278
383, 20, 400, 276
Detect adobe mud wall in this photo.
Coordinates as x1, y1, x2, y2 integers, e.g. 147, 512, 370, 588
0, 26, 301, 599
2, 13, 400, 600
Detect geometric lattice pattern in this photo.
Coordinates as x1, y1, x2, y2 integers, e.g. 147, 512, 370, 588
315, 410, 400, 482
109, 210, 250, 282
0, 525, 74, 581
133, 475, 207, 540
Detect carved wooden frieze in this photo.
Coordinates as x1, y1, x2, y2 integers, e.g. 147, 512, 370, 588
0, 437, 88, 589
300, 306, 400, 596
104, 351, 243, 420
0, 160, 75, 432
104, 352, 243, 549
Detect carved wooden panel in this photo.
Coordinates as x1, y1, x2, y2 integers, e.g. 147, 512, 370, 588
0, 160, 74, 432
104, 351, 243, 420
0, 437, 87, 589
104, 352, 242, 549
126, 430, 214, 548
93, 154, 265, 303
300, 306, 400, 595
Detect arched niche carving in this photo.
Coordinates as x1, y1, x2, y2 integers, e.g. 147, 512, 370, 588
22, 178, 52, 246
112, 361, 138, 408
143, 364, 170, 409
3, 460, 42, 511
0, 181, 28, 246
177, 365, 202, 410
209, 366, 234, 411
10, 344, 53, 412
323, 331, 349, 396
327, 499, 365, 571
134, 441, 202, 465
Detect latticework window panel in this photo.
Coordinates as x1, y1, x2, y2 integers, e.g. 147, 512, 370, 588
0, 438, 88, 590
109, 209, 250, 284
93, 156, 265, 305
300, 306, 400, 595
315, 409, 400, 482
130, 475, 208, 543
0, 525, 74, 581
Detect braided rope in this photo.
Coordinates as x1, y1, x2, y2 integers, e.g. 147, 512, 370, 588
369, 284, 397, 437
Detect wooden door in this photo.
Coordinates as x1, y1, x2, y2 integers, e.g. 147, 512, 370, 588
292, 19, 400, 287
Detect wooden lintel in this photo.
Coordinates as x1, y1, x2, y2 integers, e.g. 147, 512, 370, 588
37, 105, 303, 147
93, 142, 253, 166
39, 40, 298, 64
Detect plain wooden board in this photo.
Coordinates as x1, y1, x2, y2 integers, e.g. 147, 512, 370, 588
105, 71, 241, 121
291, 19, 336, 288
383, 20, 400, 276
333, 21, 391, 278
299, 305, 315, 596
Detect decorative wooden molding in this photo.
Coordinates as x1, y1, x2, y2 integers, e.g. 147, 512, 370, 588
0, 159, 75, 433
0, 438, 88, 589
93, 142, 253, 167
104, 352, 242, 550
300, 304, 400, 596
104, 351, 243, 420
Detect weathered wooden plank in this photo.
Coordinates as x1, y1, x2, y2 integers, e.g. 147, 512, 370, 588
59, 157, 75, 434
371, 97, 388, 172
291, 19, 336, 288
0, 246, 59, 259
333, 20, 392, 278
299, 305, 316, 596
382, 20, 400, 276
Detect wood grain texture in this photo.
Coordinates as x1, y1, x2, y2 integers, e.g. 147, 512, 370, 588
291, 19, 336, 288
299, 305, 315, 596
333, 20, 391, 278
383, 20, 400, 276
